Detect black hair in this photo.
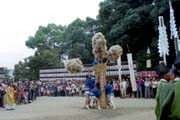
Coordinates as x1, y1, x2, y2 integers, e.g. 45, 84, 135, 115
96, 82, 100, 89
110, 80, 113, 85
86, 75, 89, 79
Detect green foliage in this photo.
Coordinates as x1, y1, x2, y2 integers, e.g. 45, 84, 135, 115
14, 24, 65, 81
29, 49, 63, 79
13, 61, 29, 81
98, 0, 180, 70
63, 18, 98, 63
16, 18, 99, 80
14, 0, 180, 80
14, 48, 63, 81
26, 24, 65, 51
4, 68, 11, 81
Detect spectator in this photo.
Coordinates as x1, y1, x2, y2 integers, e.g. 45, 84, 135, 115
151, 77, 158, 98
136, 77, 143, 98
144, 77, 151, 98
114, 81, 121, 97
121, 79, 127, 98
126, 78, 132, 98
0, 84, 6, 107
40, 86, 44, 96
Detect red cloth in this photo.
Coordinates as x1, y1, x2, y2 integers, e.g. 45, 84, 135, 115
20, 89, 26, 98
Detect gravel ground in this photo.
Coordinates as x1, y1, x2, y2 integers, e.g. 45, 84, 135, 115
0, 97, 156, 120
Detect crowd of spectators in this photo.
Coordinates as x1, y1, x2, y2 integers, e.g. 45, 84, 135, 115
0, 81, 38, 108
38, 80, 85, 97
0, 76, 160, 109
113, 76, 159, 98
0, 80, 86, 108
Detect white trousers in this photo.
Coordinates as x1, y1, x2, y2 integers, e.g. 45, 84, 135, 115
107, 95, 115, 108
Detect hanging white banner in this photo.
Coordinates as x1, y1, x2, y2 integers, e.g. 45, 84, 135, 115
117, 56, 122, 82
178, 39, 180, 51
127, 53, 137, 92
146, 59, 151, 68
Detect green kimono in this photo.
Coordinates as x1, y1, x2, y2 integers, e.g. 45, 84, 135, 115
155, 79, 175, 120
170, 79, 180, 120
155, 80, 164, 119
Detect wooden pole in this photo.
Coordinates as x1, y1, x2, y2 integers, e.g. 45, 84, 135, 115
93, 64, 107, 109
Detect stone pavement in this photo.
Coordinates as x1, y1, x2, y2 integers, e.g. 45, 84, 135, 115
0, 97, 156, 120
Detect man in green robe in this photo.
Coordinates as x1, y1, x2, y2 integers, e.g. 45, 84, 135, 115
155, 63, 175, 120
169, 78, 180, 120
169, 53, 180, 119
155, 52, 180, 120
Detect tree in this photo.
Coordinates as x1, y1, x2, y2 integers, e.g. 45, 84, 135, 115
13, 61, 29, 81
27, 49, 63, 80
15, 0, 180, 79
26, 24, 65, 51
24, 24, 65, 80
4, 68, 11, 81
63, 18, 99, 64
98, 0, 180, 69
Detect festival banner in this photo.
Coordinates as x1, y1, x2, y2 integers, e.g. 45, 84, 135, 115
127, 53, 137, 92
117, 57, 122, 82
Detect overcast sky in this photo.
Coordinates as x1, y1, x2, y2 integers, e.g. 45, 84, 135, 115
0, 0, 102, 69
